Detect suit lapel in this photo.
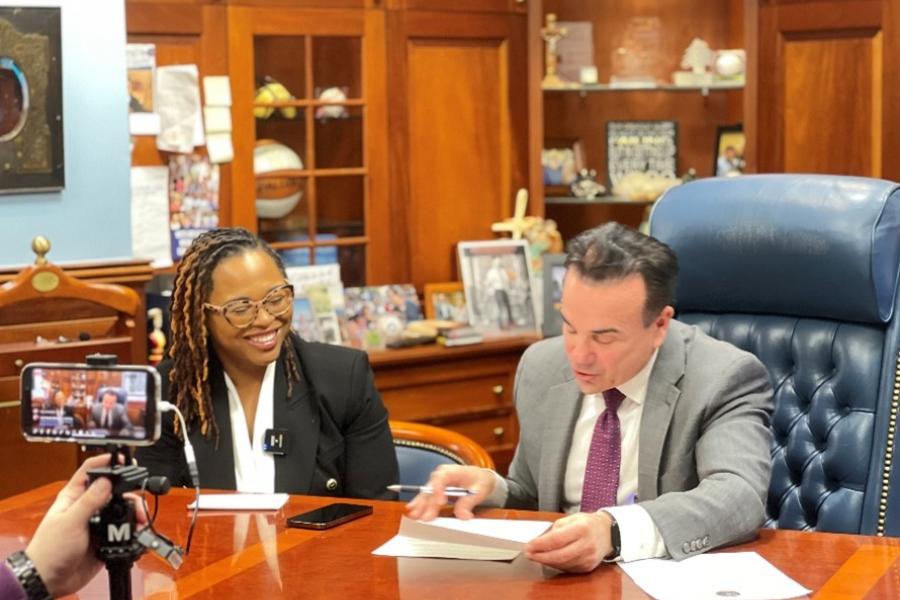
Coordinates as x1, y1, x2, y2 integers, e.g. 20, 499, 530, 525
191, 369, 237, 490
539, 375, 582, 511
638, 322, 686, 502
274, 342, 320, 494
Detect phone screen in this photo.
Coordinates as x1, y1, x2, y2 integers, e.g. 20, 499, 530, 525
286, 503, 373, 530
20, 363, 161, 446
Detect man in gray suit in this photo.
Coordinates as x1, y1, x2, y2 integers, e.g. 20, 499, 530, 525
89, 389, 132, 434
408, 222, 773, 572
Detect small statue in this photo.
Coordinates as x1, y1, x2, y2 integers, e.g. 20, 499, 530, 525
148, 307, 167, 366
570, 168, 606, 199
681, 38, 714, 74
541, 13, 569, 88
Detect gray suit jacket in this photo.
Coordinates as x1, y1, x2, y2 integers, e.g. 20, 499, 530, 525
505, 319, 773, 560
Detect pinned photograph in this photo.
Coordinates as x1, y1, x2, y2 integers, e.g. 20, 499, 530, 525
714, 124, 745, 177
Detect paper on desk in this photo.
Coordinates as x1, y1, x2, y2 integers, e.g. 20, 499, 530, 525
372, 516, 552, 561
187, 493, 289, 511
619, 552, 810, 600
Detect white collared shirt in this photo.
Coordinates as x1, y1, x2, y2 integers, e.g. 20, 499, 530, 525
489, 349, 667, 561
224, 362, 277, 493
562, 350, 667, 561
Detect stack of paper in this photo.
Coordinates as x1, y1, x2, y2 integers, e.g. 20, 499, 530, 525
373, 516, 552, 561
186, 493, 289, 511
619, 552, 811, 600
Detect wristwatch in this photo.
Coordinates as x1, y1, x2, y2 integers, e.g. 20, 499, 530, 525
606, 517, 621, 561
5, 551, 52, 600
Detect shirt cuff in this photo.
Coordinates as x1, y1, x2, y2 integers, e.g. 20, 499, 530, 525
482, 470, 509, 507
602, 504, 668, 562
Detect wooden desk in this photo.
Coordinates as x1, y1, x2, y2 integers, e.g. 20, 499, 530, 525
1, 484, 899, 599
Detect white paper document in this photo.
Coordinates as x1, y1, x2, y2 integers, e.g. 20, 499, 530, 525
372, 516, 552, 561
619, 552, 811, 600
130, 166, 172, 269
156, 64, 204, 152
187, 493, 289, 511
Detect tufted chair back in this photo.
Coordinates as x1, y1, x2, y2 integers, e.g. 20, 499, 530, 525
650, 174, 900, 536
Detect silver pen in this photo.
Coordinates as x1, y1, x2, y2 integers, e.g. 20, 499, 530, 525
387, 484, 476, 497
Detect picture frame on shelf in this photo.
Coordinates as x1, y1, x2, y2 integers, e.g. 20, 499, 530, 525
423, 282, 469, 324
606, 120, 678, 189
542, 138, 585, 187
714, 123, 745, 177
457, 240, 538, 336
541, 253, 567, 338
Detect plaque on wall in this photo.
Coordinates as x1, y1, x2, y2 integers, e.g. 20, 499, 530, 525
0, 7, 64, 194
606, 120, 678, 188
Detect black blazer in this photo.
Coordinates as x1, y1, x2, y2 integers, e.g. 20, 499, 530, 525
136, 334, 398, 500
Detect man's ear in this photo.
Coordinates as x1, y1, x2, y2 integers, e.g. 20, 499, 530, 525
652, 305, 675, 347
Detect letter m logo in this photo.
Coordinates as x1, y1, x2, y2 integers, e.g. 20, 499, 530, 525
107, 523, 131, 542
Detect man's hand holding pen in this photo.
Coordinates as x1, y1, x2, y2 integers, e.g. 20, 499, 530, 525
404, 465, 496, 521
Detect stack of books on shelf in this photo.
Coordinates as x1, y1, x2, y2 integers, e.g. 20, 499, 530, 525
437, 326, 483, 347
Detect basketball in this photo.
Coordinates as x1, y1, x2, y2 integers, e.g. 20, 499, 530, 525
254, 140, 304, 219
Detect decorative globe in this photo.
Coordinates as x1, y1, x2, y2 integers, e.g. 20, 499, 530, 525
254, 140, 304, 219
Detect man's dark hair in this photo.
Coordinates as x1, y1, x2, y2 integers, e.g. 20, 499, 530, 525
565, 222, 678, 325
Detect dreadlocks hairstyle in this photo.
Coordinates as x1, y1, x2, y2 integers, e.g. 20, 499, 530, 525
167, 227, 302, 440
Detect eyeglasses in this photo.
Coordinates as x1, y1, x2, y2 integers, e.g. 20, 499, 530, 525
204, 283, 294, 329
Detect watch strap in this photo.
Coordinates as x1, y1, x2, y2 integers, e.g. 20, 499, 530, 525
5, 551, 51, 600
607, 516, 621, 560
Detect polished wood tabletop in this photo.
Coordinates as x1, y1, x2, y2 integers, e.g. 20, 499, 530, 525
1, 484, 899, 599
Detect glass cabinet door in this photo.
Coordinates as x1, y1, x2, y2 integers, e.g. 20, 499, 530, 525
229, 8, 382, 287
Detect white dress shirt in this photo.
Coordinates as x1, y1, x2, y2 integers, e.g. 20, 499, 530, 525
224, 362, 277, 493
489, 349, 667, 561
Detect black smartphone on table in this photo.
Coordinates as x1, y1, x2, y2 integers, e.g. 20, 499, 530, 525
286, 503, 373, 530
20, 362, 161, 446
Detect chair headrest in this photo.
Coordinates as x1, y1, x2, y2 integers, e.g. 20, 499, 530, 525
650, 175, 900, 324
96, 387, 126, 405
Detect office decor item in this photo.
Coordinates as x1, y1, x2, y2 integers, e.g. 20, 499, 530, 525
315, 86, 349, 120
540, 13, 569, 88
714, 124, 746, 177
673, 38, 715, 86
457, 240, 538, 335
555, 21, 594, 84
423, 282, 469, 324
541, 253, 567, 338
254, 139, 304, 219
714, 49, 746, 83
542, 138, 584, 186
0, 7, 63, 193
606, 120, 678, 189
570, 169, 606, 199
609, 17, 661, 87
253, 76, 298, 119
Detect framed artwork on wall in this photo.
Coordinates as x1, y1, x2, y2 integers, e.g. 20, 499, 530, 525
0, 7, 64, 193
606, 120, 677, 188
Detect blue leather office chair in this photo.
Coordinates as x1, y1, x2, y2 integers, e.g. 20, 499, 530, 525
650, 174, 900, 536
390, 420, 495, 501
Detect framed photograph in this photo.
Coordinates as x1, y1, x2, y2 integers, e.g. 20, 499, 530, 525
606, 120, 677, 188
457, 240, 539, 335
542, 138, 585, 186
423, 282, 469, 324
0, 7, 64, 194
541, 253, 567, 337
714, 124, 746, 177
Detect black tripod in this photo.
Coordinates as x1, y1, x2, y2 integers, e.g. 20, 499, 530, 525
88, 446, 152, 600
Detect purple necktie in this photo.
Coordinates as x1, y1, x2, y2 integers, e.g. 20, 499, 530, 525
581, 388, 625, 513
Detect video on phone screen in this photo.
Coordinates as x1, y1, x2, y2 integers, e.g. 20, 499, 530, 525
26, 367, 150, 441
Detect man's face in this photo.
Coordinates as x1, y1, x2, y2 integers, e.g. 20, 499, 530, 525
561, 270, 673, 395
53, 391, 65, 408
101, 393, 117, 410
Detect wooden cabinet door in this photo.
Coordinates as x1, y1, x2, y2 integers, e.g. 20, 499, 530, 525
751, 0, 900, 178
385, 0, 524, 13
379, 10, 529, 287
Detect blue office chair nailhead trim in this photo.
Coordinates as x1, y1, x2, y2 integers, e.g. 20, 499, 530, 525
394, 439, 465, 465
